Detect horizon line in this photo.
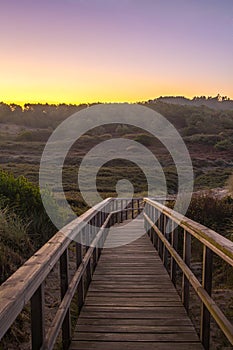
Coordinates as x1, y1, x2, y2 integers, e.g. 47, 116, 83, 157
1, 94, 233, 107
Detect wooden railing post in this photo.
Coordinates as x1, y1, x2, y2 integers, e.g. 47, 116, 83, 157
92, 215, 98, 270
132, 199, 135, 219
31, 283, 45, 350
137, 199, 140, 215
158, 214, 164, 259
151, 206, 155, 246
60, 249, 71, 350
76, 242, 84, 313
148, 204, 152, 240
182, 230, 191, 311
120, 199, 123, 222
171, 222, 178, 286
86, 258, 92, 293
153, 208, 159, 249
125, 200, 128, 220
163, 216, 169, 269
200, 246, 213, 350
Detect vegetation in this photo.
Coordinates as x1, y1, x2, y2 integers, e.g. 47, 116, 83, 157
0, 206, 32, 284
0, 100, 232, 277
0, 99, 233, 349
185, 194, 233, 235
0, 170, 67, 286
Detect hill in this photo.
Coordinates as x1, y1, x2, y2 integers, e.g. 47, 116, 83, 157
148, 94, 233, 110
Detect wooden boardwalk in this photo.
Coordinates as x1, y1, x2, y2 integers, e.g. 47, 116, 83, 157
70, 219, 203, 350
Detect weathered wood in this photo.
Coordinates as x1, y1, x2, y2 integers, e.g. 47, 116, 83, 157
70, 341, 204, 350
182, 230, 191, 312
200, 246, 213, 349
31, 283, 45, 350
70, 220, 203, 350
76, 243, 84, 313
2, 197, 233, 350
144, 198, 233, 266
144, 211, 233, 346
171, 223, 178, 286
60, 249, 71, 350
0, 198, 113, 342
42, 214, 112, 349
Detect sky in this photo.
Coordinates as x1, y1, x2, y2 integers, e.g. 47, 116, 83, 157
0, 0, 233, 105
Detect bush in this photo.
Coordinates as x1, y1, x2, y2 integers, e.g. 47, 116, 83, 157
0, 207, 33, 283
184, 134, 222, 145
0, 169, 65, 246
16, 129, 51, 142
134, 133, 154, 146
178, 194, 233, 233
215, 139, 233, 150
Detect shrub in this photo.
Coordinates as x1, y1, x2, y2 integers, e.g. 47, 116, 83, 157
215, 139, 233, 150
16, 129, 51, 142
134, 133, 154, 146
0, 169, 65, 246
0, 207, 33, 283
177, 194, 233, 233
184, 134, 222, 145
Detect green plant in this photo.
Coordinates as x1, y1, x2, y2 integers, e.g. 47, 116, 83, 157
0, 169, 66, 246
215, 139, 233, 150
0, 207, 33, 283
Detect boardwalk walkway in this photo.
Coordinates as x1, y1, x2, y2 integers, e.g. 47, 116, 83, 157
70, 219, 203, 350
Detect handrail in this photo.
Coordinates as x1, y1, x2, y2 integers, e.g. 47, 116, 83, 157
145, 198, 233, 266
143, 197, 233, 350
0, 198, 114, 349
0, 197, 141, 349
2, 196, 231, 350
42, 213, 112, 350
0, 198, 112, 340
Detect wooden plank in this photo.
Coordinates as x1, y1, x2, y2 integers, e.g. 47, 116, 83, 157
70, 220, 203, 350
76, 324, 196, 333
85, 296, 181, 301
85, 300, 181, 305
77, 318, 194, 326
72, 332, 200, 342
70, 341, 204, 350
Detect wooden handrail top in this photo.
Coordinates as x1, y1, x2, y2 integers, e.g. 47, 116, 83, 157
144, 212, 233, 344
144, 198, 233, 267
0, 198, 112, 339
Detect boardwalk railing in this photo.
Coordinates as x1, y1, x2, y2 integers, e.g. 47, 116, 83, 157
0, 197, 142, 350
1, 197, 232, 349
144, 198, 233, 349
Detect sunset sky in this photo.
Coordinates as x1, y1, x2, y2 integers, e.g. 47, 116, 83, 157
1, 0, 232, 105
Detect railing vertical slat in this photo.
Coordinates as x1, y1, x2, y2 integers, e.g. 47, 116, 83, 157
31, 283, 45, 350
60, 249, 71, 350
125, 199, 128, 220
200, 246, 213, 350
163, 216, 168, 269
137, 199, 140, 216
132, 199, 135, 219
158, 214, 164, 258
182, 230, 191, 312
76, 242, 84, 313
122, 200, 125, 221
151, 206, 155, 246
171, 222, 178, 286
153, 208, 158, 249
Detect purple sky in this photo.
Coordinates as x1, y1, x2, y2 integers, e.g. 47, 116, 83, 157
1, 0, 232, 104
